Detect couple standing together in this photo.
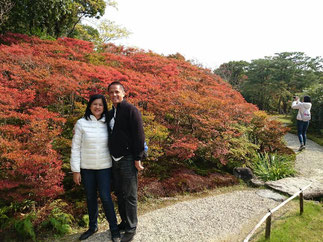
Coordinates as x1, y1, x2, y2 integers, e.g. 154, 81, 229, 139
70, 81, 145, 242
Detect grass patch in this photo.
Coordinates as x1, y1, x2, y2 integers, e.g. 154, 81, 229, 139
307, 132, 323, 146
271, 114, 293, 126
255, 201, 323, 242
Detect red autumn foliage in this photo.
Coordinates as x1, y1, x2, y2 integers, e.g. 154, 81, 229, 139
138, 169, 238, 199
0, 33, 288, 202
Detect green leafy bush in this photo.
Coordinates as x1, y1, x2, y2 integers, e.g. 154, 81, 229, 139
41, 206, 73, 236
251, 152, 295, 181
14, 215, 36, 241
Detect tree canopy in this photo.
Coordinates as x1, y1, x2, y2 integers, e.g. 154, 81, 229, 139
214, 60, 249, 90
216, 52, 323, 116
0, 0, 106, 38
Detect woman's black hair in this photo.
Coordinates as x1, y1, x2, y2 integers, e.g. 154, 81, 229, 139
303, 96, 311, 103
84, 94, 108, 122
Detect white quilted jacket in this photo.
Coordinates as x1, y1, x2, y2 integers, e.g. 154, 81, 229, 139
291, 101, 312, 121
70, 115, 112, 172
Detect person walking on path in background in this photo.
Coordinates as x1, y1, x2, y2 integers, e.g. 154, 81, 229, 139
107, 81, 145, 242
291, 95, 312, 151
70, 94, 121, 242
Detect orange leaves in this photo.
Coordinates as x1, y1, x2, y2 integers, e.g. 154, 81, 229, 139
250, 111, 289, 153
168, 136, 199, 160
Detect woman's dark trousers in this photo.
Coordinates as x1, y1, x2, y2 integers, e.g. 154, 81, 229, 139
112, 155, 138, 233
81, 168, 118, 233
297, 120, 309, 145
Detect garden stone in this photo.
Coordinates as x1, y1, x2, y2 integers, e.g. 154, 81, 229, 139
233, 167, 254, 181
266, 177, 323, 199
250, 178, 265, 187
256, 189, 286, 202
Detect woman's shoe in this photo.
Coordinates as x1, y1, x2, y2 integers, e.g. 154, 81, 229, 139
298, 145, 305, 151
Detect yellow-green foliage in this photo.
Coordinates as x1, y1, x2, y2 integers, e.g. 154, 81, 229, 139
142, 112, 169, 161
226, 124, 259, 169
86, 53, 107, 66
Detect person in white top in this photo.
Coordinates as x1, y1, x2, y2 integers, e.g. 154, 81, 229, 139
291, 95, 312, 151
70, 94, 120, 242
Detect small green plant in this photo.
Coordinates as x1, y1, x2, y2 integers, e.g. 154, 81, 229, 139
0, 205, 11, 229
41, 207, 73, 236
41, 201, 74, 236
78, 214, 89, 227
251, 152, 295, 181
14, 215, 36, 241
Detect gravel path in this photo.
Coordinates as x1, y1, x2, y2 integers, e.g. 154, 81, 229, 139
62, 133, 321, 242
75, 189, 280, 242
284, 133, 323, 177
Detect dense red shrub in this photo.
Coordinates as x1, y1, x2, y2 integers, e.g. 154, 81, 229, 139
0, 33, 288, 202
138, 169, 238, 199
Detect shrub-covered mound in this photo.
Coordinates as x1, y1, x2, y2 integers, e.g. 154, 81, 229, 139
0, 33, 289, 204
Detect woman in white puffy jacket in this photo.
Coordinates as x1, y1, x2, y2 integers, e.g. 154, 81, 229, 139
70, 94, 120, 241
291, 95, 312, 151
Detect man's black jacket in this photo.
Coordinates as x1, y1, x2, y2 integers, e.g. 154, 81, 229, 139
107, 100, 145, 161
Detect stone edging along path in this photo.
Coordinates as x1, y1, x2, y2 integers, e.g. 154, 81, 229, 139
60, 133, 322, 242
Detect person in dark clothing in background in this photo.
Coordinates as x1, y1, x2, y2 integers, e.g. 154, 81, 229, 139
107, 81, 145, 242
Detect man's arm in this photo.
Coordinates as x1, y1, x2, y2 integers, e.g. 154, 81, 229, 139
129, 106, 145, 162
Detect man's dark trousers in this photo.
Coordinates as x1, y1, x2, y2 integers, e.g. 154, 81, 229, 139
112, 155, 138, 233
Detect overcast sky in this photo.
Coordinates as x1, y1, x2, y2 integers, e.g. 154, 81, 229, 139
87, 0, 323, 69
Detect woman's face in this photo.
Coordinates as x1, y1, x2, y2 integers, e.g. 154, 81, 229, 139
90, 98, 104, 119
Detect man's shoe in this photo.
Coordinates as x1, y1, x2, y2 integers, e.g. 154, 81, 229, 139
112, 236, 121, 242
298, 145, 305, 151
79, 228, 98, 240
117, 223, 126, 232
121, 231, 136, 242
111, 229, 121, 242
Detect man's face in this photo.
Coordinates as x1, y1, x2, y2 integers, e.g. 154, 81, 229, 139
108, 84, 125, 106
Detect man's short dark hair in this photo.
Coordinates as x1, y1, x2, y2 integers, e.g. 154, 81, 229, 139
303, 96, 311, 103
108, 81, 125, 92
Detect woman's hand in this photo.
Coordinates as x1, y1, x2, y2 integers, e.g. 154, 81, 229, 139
135, 160, 144, 171
73, 172, 81, 185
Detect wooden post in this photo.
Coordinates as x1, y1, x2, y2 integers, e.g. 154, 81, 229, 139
265, 212, 272, 239
300, 191, 304, 215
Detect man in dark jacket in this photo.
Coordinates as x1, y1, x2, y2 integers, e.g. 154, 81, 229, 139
107, 81, 145, 242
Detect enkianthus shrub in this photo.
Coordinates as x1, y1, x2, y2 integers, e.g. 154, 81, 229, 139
0, 33, 290, 205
